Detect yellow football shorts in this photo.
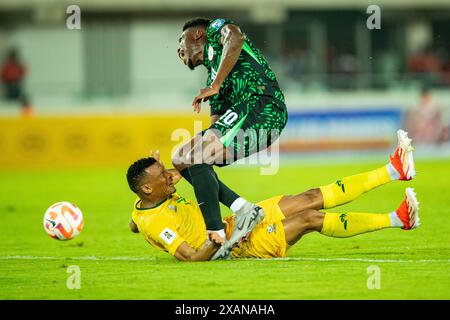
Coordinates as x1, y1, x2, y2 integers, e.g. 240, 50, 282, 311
225, 196, 287, 258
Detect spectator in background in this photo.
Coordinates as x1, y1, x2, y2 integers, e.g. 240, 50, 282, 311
1, 48, 26, 101
282, 45, 307, 81
405, 88, 449, 144
331, 51, 358, 89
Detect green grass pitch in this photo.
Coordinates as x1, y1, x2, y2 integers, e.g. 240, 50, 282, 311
0, 159, 449, 299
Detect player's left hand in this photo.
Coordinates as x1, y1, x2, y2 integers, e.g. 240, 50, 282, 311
192, 85, 220, 113
150, 149, 162, 163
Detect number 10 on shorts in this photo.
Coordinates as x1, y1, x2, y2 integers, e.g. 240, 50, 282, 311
218, 110, 239, 126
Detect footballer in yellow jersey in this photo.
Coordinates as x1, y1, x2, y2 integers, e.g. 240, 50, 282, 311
131, 192, 287, 259
127, 130, 420, 261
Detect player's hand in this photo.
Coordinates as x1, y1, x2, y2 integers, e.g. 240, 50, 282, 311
150, 149, 161, 162
150, 149, 167, 167
192, 85, 220, 113
207, 231, 225, 246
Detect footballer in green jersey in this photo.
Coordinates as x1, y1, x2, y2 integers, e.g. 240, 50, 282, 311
173, 17, 288, 259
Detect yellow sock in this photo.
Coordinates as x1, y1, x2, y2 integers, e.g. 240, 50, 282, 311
320, 212, 392, 238
319, 166, 392, 209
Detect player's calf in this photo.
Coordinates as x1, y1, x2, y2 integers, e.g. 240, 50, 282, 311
283, 209, 325, 246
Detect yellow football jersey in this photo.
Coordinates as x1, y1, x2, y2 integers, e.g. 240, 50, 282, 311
131, 193, 207, 255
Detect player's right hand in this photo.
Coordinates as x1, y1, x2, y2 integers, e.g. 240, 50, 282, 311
207, 231, 225, 246
150, 149, 161, 162
192, 85, 220, 113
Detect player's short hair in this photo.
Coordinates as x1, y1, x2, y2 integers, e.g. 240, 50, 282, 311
126, 157, 157, 193
182, 17, 211, 32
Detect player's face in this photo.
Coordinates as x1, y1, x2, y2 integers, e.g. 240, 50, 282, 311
143, 162, 176, 198
177, 30, 203, 70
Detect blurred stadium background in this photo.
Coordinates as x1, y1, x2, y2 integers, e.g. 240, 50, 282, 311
0, 0, 449, 169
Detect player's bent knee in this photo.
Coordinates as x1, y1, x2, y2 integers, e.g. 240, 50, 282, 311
303, 188, 322, 203
294, 188, 324, 210
171, 152, 182, 167
299, 209, 324, 232
171, 151, 189, 171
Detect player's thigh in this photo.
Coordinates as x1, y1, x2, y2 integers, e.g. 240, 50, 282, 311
173, 129, 228, 166
172, 131, 202, 169
278, 189, 324, 219
282, 209, 324, 246
252, 97, 288, 132
240, 97, 288, 157
207, 104, 248, 165
235, 220, 286, 258
196, 129, 228, 164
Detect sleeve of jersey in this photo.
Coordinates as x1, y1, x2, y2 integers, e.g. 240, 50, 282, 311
146, 217, 185, 255
207, 18, 234, 45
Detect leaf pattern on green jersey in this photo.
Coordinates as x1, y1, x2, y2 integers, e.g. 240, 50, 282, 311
264, 68, 276, 81
203, 18, 286, 116
274, 89, 285, 103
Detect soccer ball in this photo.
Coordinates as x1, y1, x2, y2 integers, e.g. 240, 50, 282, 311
43, 202, 84, 240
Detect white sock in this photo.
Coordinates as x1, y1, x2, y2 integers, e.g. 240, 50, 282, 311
230, 197, 247, 213
389, 211, 403, 227
386, 163, 400, 181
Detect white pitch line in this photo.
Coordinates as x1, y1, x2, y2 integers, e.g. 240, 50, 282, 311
0, 255, 156, 261
241, 257, 450, 263
0, 256, 449, 263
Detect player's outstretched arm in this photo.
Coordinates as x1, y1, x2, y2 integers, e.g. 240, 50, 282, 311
191, 24, 245, 112
213, 24, 245, 90
174, 239, 222, 262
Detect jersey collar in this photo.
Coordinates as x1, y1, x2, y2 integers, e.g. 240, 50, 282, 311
135, 197, 168, 211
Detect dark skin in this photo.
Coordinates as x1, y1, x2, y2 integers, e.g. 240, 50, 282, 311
129, 151, 222, 262
278, 190, 326, 246
174, 23, 245, 171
